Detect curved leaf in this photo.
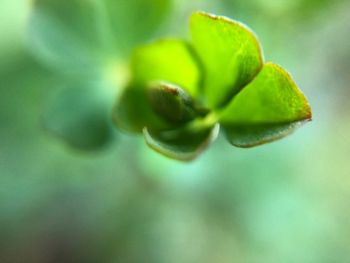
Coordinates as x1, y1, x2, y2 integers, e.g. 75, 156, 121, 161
190, 11, 264, 108
131, 39, 202, 98
147, 82, 199, 124
223, 121, 307, 148
143, 123, 220, 161
219, 62, 312, 147
43, 84, 114, 151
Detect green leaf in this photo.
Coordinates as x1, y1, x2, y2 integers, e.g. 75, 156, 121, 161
112, 85, 172, 133
223, 121, 307, 148
143, 123, 220, 161
29, 0, 171, 73
219, 62, 312, 147
104, 0, 171, 52
147, 82, 199, 124
29, 0, 103, 74
190, 11, 264, 108
43, 84, 114, 151
131, 39, 201, 98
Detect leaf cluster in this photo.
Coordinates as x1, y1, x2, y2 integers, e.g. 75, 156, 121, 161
113, 11, 312, 161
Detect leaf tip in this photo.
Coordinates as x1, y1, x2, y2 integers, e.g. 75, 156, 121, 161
263, 62, 313, 122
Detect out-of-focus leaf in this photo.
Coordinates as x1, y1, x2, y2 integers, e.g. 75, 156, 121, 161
43, 84, 114, 151
190, 11, 263, 108
29, 0, 106, 74
112, 85, 172, 134
147, 82, 199, 124
219, 62, 312, 147
131, 39, 201, 98
143, 123, 220, 161
221, 0, 338, 25
29, 0, 171, 74
104, 0, 171, 52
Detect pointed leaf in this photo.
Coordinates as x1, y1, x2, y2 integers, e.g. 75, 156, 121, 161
43, 84, 113, 151
131, 39, 201, 98
143, 123, 220, 161
190, 11, 264, 108
219, 62, 312, 147
147, 82, 199, 124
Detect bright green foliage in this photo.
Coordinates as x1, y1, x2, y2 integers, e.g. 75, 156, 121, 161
131, 39, 201, 98
219, 63, 311, 124
219, 62, 311, 147
190, 11, 264, 108
113, 11, 312, 161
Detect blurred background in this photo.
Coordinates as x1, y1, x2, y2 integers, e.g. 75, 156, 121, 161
1, 0, 350, 262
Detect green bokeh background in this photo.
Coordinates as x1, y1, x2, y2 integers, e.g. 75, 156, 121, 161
1, 0, 350, 262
